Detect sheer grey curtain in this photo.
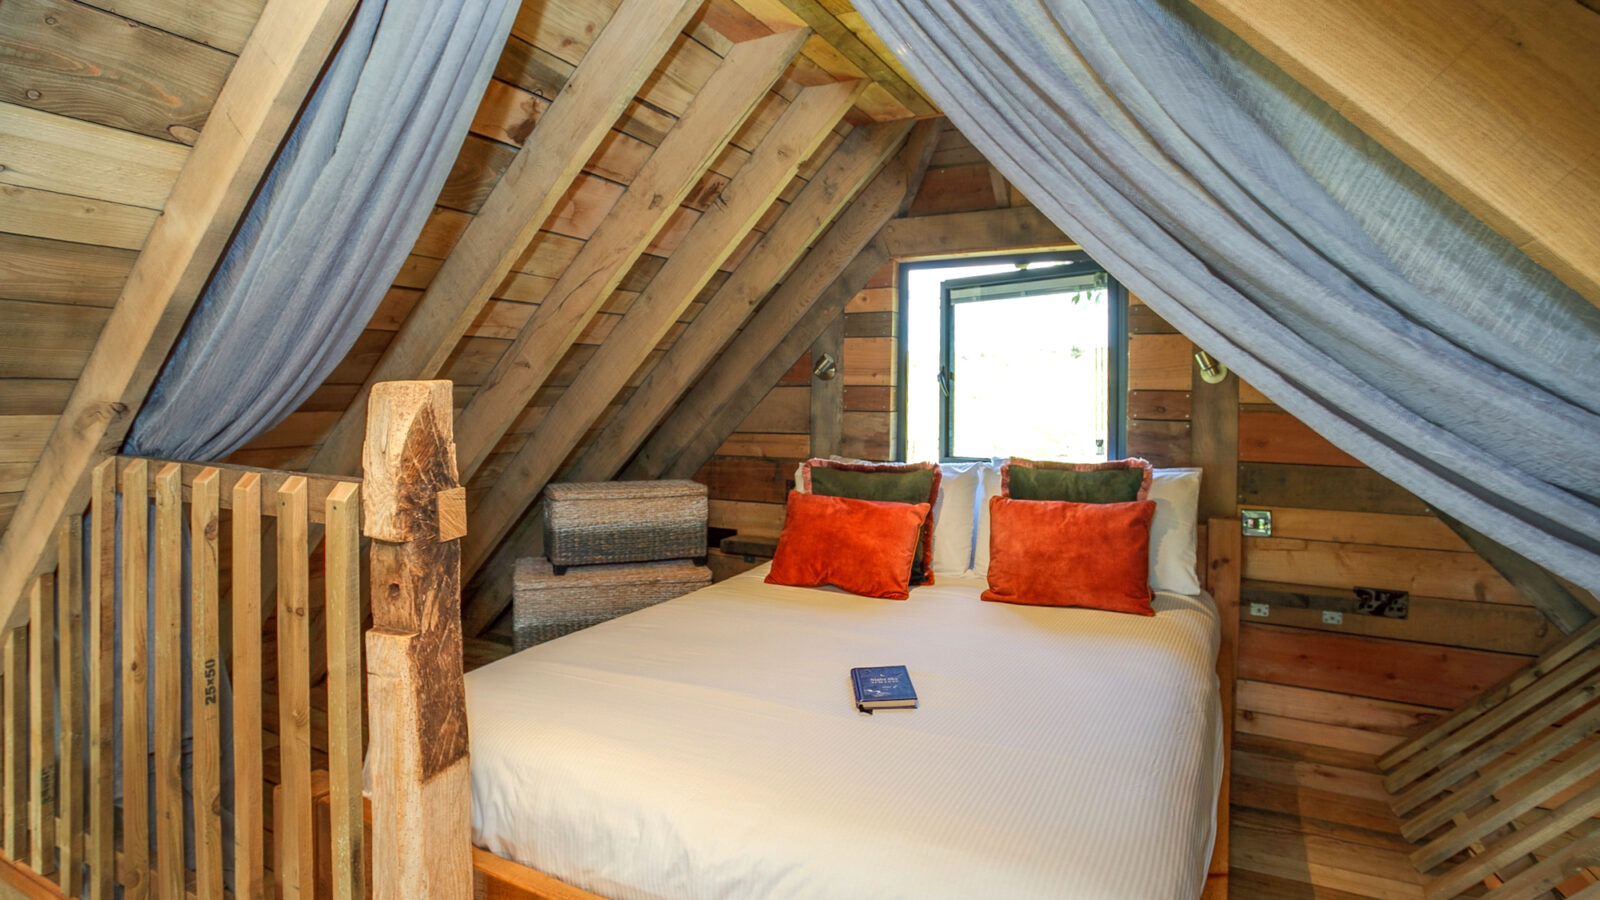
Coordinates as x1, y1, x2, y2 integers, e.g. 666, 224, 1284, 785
125, 0, 518, 460
854, 0, 1600, 593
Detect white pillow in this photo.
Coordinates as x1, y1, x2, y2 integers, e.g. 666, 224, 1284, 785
971, 458, 1006, 577
931, 461, 982, 574
1148, 467, 1202, 595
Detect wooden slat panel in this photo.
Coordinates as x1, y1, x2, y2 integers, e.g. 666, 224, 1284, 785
1243, 581, 1556, 655
1429, 779, 1600, 899
27, 573, 54, 873
0, 0, 235, 144
120, 457, 150, 900
1128, 333, 1192, 391
1127, 418, 1193, 468
1128, 389, 1192, 420
1258, 506, 1469, 552
276, 476, 313, 900
189, 469, 223, 899
88, 460, 115, 897
1238, 622, 1530, 708
79, 0, 265, 55
0, 184, 158, 250
56, 515, 84, 896
1239, 410, 1363, 468
1240, 462, 1431, 515
324, 481, 363, 900
2, 621, 25, 860
230, 472, 263, 900
0, 300, 110, 382
0, 102, 188, 209
152, 463, 184, 900
1244, 536, 1518, 605
716, 433, 810, 459
0, 233, 138, 308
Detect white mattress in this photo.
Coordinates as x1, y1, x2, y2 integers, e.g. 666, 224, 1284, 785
466, 566, 1223, 900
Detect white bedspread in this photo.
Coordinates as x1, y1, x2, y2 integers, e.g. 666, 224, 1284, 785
466, 567, 1223, 900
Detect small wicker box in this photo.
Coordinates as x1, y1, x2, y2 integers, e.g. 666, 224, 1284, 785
512, 557, 712, 650
543, 480, 708, 570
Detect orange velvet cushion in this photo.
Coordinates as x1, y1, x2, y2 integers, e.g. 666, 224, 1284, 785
766, 491, 932, 600
981, 497, 1157, 615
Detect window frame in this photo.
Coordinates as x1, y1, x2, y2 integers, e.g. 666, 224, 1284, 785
894, 251, 1129, 463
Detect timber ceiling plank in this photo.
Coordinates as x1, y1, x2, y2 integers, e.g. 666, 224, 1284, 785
0, 0, 357, 627
451, 27, 814, 481
770, 0, 934, 117
566, 119, 914, 486
627, 119, 939, 480
305, 0, 708, 476
0, 102, 188, 210
0, 0, 236, 145
459, 77, 865, 581
1193, 0, 1600, 307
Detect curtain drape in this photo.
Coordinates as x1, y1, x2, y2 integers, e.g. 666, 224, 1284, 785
124, 0, 519, 460
854, 0, 1600, 594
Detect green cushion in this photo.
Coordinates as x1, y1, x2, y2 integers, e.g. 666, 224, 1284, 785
808, 466, 935, 583
1007, 465, 1144, 503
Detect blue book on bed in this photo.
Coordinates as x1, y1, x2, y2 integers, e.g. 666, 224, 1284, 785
851, 665, 917, 712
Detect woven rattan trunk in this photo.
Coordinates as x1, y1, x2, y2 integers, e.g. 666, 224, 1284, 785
512, 557, 713, 650
543, 480, 708, 569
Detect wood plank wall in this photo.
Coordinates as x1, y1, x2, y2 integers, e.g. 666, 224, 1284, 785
698, 125, 1554, 754
0, 0, 265, 536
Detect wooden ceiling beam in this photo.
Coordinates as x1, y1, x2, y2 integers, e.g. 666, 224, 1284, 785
1193, 0, 1600, 307
459, 78, 865, 579
305, 0, 707, 476
765, 0, 935, 117
625, 119, 939, 480
653, 237, 892, 481
879, 206, 1073, 259
458, 118, 913, 635
562, 119, 913, 488
0, 0, 357, 628
451, 27, 813, 482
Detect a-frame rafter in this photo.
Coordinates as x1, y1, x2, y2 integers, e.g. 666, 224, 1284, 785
459, 76, 866, 579
306, 0, 707, 476
452, 27, 814, 481
627, 119, 938, 479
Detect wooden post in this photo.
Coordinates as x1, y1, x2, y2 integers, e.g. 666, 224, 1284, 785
809, 314, 845, 459
121, 458, 151, 900
2, 621, 26, 860
1204, 518, 1241, 896
56, 516, 83, 896
231, 473, 264, 900
88, 460, 116, 899
363, 381, 471, 900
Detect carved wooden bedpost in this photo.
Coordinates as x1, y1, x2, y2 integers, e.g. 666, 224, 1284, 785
363, 381, 472, 899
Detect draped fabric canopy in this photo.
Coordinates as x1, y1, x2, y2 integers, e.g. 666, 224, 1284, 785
124, 0, 518, 461
854, 0, 1600, 594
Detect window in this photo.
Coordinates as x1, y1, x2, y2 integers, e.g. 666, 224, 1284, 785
897, 251, 1127, 462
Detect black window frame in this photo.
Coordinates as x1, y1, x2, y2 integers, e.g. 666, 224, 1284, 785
894, 250, 1129, 463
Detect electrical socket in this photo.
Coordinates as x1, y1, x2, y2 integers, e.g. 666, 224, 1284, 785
1249, 602, 1270, 618
1322, 610, 1343, 626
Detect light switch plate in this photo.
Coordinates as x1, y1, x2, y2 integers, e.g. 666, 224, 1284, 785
1249, 602, 1270, 618
1241, 509, 1273, 537
1322, 610, 1343, 625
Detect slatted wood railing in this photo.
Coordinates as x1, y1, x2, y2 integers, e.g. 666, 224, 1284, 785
1382, 618, 1600, 899
0, 456, 366, 900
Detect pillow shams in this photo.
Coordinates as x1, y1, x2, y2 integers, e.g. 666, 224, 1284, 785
766, 492, 931, 600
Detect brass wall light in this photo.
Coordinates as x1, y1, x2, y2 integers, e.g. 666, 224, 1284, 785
812, 352, 838, 381
1194, 350, 1229, 385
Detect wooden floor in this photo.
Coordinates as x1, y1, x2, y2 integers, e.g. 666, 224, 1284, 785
1229, 732, 1431, 899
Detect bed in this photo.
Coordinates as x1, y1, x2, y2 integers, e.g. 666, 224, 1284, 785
464, 563, 1227, 900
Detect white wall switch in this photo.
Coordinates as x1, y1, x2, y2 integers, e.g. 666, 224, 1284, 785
1249, 602, 1270, 617
1322, 610, 1343, 625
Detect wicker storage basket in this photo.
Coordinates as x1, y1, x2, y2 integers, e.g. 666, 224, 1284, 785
512, 557, 712, 650
543, 480, 708, 569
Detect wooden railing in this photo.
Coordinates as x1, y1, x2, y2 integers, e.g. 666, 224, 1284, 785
0, 456, 366, 900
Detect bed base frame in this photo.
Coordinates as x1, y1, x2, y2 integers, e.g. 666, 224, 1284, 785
0, 381, 1240, 900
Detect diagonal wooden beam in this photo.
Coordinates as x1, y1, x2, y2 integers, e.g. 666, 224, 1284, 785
305, 0, 707, 475
459, 78, 865, 579
563, 119, 913, 486
458, 121, 924, 635
0, 0, 357, 628
1192, 0, 1600, 307
451, 27, 813, 481
627, 119, 938, 480
1441, 513, 1597, 634
653, 237, 893, 480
